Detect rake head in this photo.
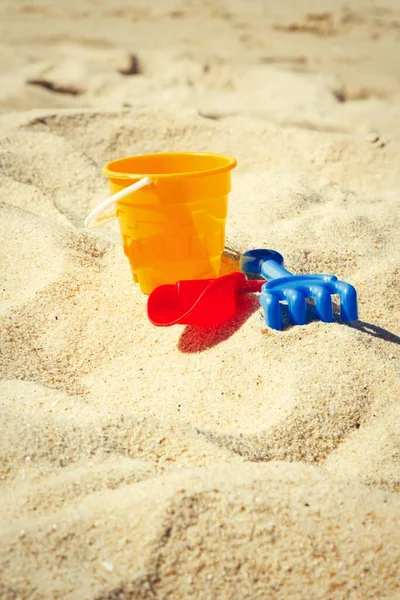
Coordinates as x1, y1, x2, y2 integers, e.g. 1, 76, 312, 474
240, 249, 358, 331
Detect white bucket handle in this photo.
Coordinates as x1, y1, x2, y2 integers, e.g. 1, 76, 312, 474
84, 176, 153, 229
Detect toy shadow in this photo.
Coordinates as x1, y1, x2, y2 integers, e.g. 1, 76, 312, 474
345, 319, 400, 346
279, 304, 400, 346
178, 294, 260, 353
178, 292, 399, 351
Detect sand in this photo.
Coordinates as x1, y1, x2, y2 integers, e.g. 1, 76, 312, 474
0, 1, 400, 598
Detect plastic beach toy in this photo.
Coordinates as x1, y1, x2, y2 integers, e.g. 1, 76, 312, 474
147, 272, 264, 327
240, 249, 358, 331
84, 152, 237, 294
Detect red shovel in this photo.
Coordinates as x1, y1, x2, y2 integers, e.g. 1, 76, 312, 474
147, 272, 264, 327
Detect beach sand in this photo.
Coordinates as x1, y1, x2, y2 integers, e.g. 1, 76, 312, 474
1, 1, 399, 598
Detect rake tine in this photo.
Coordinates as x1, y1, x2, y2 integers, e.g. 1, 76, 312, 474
334, 281, 358, 322
260, 289, 283, 330
285, 288, 307, 326
309, 285, 334, 323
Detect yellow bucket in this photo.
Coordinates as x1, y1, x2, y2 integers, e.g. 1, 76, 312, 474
85, 152, 237, 294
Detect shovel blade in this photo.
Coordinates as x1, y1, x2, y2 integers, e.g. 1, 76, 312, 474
147, 272, 253, 327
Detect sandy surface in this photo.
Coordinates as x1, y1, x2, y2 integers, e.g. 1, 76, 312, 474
1, 1, 400, 599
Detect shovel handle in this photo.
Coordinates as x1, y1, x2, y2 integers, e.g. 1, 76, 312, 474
239, 279, 265, 294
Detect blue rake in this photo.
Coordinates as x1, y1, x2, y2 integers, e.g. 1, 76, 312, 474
240, 249, 358, 331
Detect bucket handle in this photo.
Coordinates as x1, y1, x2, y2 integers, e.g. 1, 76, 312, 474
84, 176, 153, 229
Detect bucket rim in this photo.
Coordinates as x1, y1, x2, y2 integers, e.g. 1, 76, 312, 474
102, 152, 237, 180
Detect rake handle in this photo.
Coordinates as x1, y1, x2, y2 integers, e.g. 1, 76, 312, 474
260, 260, 293, 281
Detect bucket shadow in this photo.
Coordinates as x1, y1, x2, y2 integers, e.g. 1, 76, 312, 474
178, 294, 260, 353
